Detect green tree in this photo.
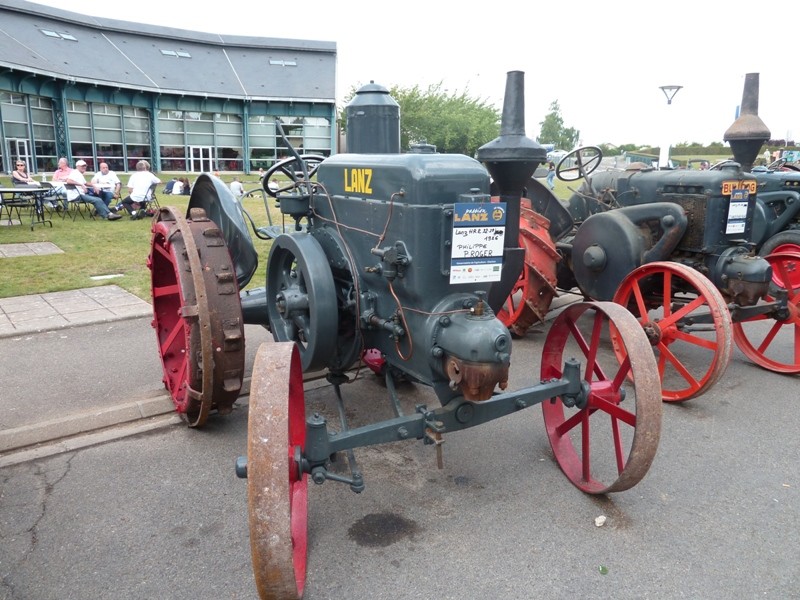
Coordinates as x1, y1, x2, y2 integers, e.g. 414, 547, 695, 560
537, 100, 580, 150
340, 82, 500, 156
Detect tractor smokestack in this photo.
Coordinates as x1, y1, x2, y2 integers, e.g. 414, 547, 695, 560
724, 73, 771, 172
477, 71, 547, 197
477, 71, 547, 314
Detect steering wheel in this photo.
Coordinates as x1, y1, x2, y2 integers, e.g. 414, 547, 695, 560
709, 159, 738, 171
556, 146, 603, 182
262, 154, 325, 198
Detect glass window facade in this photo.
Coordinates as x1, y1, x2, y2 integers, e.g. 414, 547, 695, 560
66, 101, 152, 171
2, 90, 332, 175
248, 115, 332, 171
158, 110, 247, 172
1, 93, 57, 173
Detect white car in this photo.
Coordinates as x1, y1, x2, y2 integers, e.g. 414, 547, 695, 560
547, 149, 568, 163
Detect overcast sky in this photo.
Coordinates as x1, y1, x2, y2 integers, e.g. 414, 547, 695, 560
30, 0, 800, 148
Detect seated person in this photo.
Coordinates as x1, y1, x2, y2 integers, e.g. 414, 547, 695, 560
180, 177, 191, 195
172, 177, 183, 195
118, 159, 161, 219
164, 177, 178, 194
66, 160, 122, 221
229, 177, 244, 198
11, 161, 40, 186
89, 162, 121, 207
49, 157, 72, 210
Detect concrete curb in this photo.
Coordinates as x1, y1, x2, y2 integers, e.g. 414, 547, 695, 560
0, 394, 177, 454
0, 414, 184, 468
0, 310, 153, 340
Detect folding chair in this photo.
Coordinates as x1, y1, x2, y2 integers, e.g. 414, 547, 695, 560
63, 184, 95, 221
144, 182, 160, 212
4, 183, 36, 224
130, 183, 159, 220
39, 182, 67, 216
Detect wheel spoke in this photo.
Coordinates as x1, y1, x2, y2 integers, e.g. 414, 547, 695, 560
152, 241, 173, 261
658, 295, 706, 328
152, 282, 180, 298
160, 314, 186, 355
656, 340, 701, 391
168, 354, 188, 401
668, 327, 719, 351
581, 411, 591, 482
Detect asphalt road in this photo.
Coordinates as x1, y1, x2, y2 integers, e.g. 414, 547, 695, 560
1, 316, 798, 600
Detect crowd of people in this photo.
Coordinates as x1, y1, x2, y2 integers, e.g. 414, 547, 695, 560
10, 157, 169, 222
9, 159, 274, 222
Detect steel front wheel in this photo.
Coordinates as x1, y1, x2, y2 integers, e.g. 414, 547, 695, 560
541, 302, 662, 494
248, 342, 308, 600
612, 262, 732, 402
732, 251, 800, 373
148, 206, 245, 427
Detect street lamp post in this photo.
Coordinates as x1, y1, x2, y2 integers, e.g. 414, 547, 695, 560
658, 85, 682, 168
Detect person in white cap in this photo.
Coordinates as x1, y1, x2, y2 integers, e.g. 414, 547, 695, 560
65, 160, 122, 220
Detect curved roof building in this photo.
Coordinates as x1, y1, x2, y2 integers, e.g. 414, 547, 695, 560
0, 0, 337, 174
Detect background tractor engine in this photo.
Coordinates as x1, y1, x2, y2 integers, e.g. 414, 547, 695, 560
565, 165, 769, 305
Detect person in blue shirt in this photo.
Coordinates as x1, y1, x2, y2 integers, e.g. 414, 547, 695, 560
164, 177, 178, 194
546, 162, 556, 190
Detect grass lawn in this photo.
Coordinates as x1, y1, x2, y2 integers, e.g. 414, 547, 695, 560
1, 156, 733, 301
0, 177, 279, 301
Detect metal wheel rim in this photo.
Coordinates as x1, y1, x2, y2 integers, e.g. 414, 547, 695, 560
766, 244, 800, 291
612, 261, 732, 402
541, 301, 662, 494
248, 342, 307, 600
732, 251, 800, 373
149, 206, 245, 427
497, 265, 531, 335
266, 234, 338, 372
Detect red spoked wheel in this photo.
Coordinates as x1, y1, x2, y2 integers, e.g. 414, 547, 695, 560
541, 302, 662, 494
758, 230, 800, 292
248, 342, 308, 600
496, 202, 559, 337
148, 206, 245, 427
732, 251, 800, 373
612, 262, 732, 402
497, 266, 530, 337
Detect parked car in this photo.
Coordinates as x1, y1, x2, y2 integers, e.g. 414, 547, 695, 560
547, 149, 568, 163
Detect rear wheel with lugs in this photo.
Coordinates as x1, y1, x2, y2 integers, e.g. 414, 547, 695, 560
148, 206, 245, 427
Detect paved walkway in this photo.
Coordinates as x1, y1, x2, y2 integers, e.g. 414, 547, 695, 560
0, 241, 63, 257
0, 242, 151, 337
0, 284, 151, 338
